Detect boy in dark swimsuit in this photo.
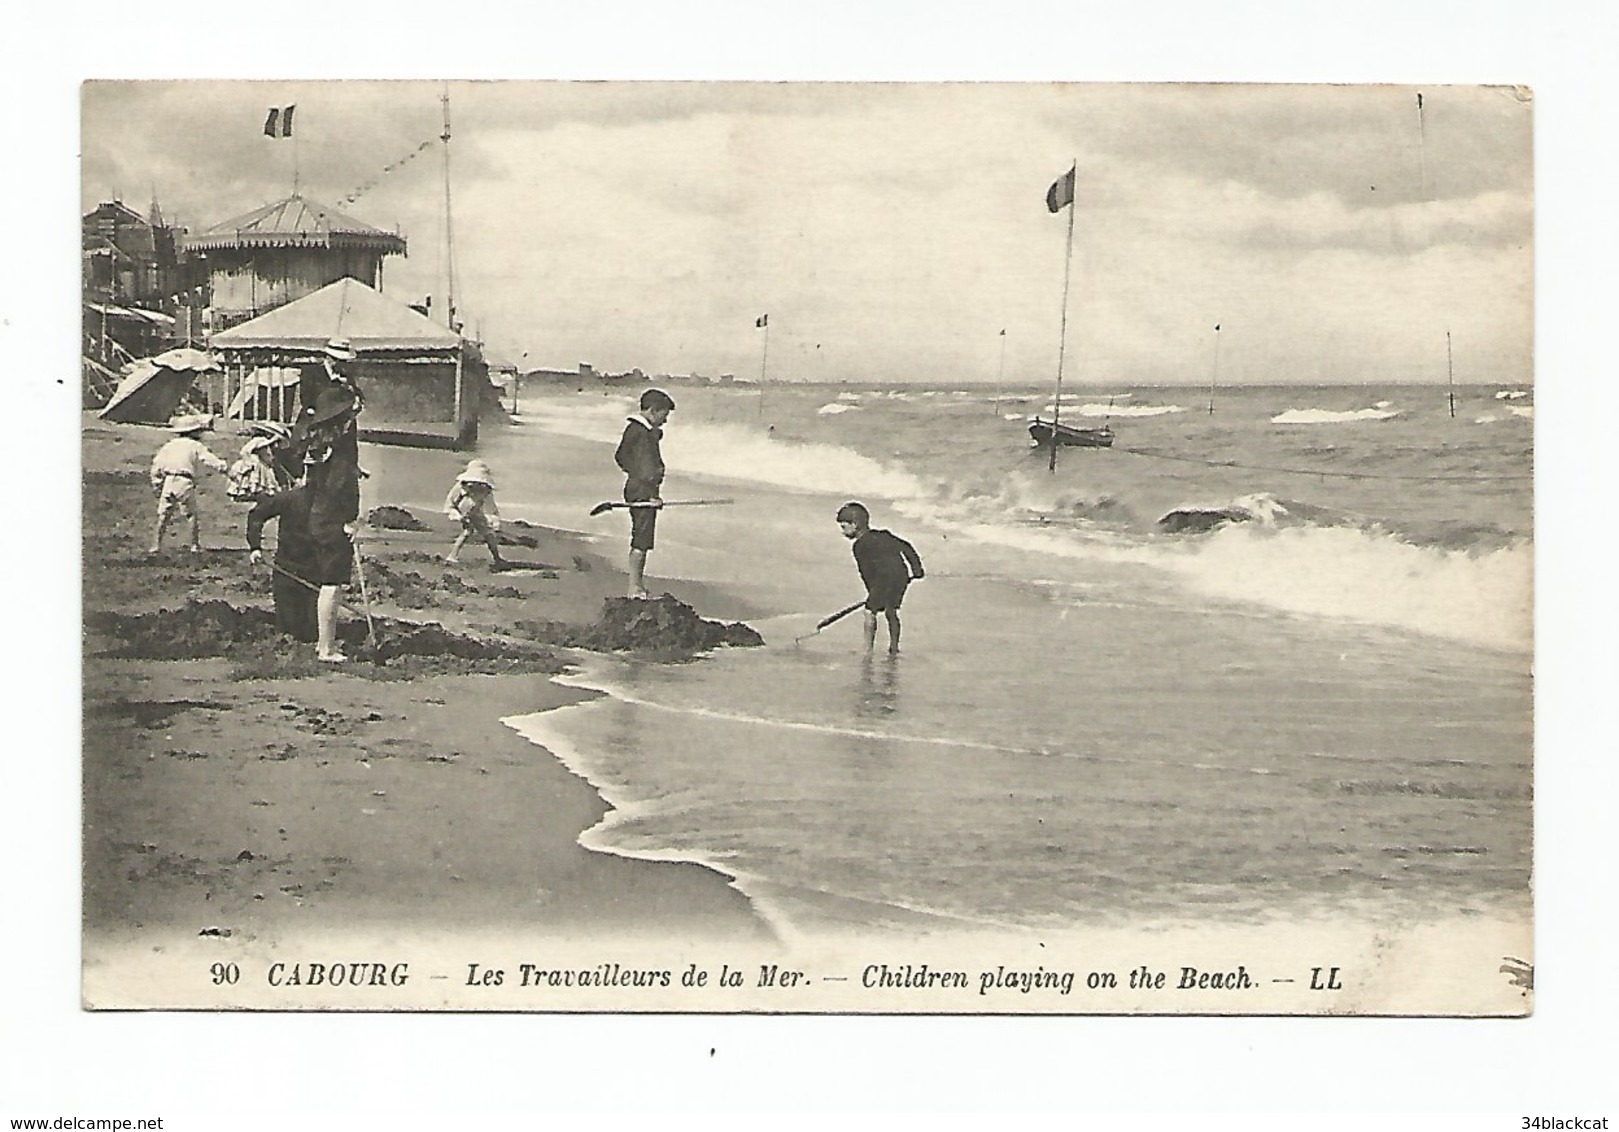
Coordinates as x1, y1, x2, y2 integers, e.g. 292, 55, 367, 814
836, 501, 925, 654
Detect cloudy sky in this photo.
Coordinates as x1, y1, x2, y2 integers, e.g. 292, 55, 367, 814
82, 80, 1530, 386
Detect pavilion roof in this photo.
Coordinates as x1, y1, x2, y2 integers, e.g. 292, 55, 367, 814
183, 193, 406, 255
209, 276, 459, 353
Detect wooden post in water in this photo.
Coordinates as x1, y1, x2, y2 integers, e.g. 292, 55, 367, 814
1446, 330, 1455, 419
993, 328, 1007, 416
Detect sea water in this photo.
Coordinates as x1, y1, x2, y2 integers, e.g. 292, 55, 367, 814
452, 381, 1532, 942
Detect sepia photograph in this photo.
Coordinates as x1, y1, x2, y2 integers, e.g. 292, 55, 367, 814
8, 0, 1618, 1116
75, 77, 1536, 1017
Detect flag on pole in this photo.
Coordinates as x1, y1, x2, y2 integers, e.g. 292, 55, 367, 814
264, 105, 296, 138
755, 314, 768, 328
1045, 165, 1076, 213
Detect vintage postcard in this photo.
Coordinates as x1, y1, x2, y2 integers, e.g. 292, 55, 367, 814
79, 80, 1533, 1014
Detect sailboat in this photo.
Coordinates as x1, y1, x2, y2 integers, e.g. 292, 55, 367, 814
1027, 416, 1114, 448
1029, 163, 1113, 461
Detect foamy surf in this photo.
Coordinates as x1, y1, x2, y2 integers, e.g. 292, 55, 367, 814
1271, 407, 1401, 423
892, 491, 1530, 651
1165, 523, 1532, 651
1040, 402, 1187, 418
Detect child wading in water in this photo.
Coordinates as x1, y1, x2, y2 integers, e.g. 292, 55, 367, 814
443, 460, 506, 567
836, 501, 925, 654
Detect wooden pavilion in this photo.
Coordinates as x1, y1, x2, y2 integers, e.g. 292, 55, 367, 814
183, 194, 407, 329
207, 277, 477, 449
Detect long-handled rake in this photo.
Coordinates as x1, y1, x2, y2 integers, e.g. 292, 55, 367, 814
793, 600, 866, 645
587, 498, 735, 517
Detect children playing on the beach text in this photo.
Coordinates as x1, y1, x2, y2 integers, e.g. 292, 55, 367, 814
615, 388, 675, 598
443, 460, 505, 567
149, 413, 228, 554
836, 501, 924, 654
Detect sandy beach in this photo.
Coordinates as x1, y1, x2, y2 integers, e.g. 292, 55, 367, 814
81, 412, 772, 1004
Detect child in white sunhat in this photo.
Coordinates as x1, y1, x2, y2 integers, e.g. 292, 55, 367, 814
225, 431, 291, 504
443, 459, 506, 567
149, 413, 228, 554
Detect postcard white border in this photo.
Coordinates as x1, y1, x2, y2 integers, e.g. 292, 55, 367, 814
10, 0, 1615, 1116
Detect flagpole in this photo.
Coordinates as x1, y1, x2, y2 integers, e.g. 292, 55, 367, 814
1208, 324, 1221, 415
758, 317, 770, 422
1049, 162, 1077, 473
441, 85, 457, 332
1416, 91, 1428, 202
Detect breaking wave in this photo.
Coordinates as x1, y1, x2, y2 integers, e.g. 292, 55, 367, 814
1041, 402, 1186, 418
520, 396, 926, 499
1271, 407, 1401, 424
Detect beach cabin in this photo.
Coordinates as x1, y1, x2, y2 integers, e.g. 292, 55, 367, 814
208, 277, 477, 449
81, 198, 203, 396
82, 198, 189, 311
183, 194, 407, 330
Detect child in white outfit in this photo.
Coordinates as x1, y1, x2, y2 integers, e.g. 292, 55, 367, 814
149, 414, 228, 553
443, 460, 505, 567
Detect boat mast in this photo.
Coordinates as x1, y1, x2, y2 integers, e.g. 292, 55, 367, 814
1050, 161, 1077, 473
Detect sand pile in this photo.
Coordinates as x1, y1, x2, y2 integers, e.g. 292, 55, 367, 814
497, 520, 541, 549
366, 502, 539, 548
85, 597, 563, 674
365, 505, 432, 532
87, 599, 278, 659
517, 595, 763, 656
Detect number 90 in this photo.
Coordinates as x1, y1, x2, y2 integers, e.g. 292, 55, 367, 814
209, 962, 240, 985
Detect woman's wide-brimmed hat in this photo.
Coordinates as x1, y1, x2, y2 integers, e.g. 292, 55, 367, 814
323, 336, 357, 363
169, 413, 214, 435
304, 384, 361, 429
456, 459, 495, 487
241, 435, 278, 455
